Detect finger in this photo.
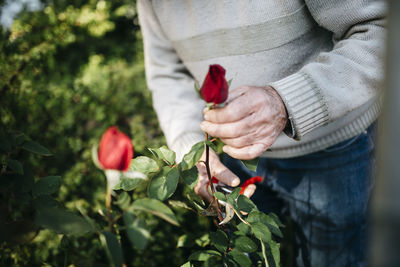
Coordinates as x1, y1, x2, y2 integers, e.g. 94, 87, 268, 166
221, 135, 252, 149
203, 97, 252, 123
223, 143, 267, 160
194, 176, 213, 202
200, 118, 251, 138
242, 184, 256, 199
211, 159, 241, 187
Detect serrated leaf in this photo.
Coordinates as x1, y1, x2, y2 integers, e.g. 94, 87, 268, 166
113, 178, 144, 191
180, 167, 198, 189
233, 235, 258, 253
210, 230, 228, 252
131, 198, 179, 226
99, 231, 123, 267
251, 222, 271, 243
149, 146, 176, 166
35, 207, 93, 236
247, 211, 283, 238
269, 212, 285, 227
21, 141, 52, 156
180, 141, 204, 171
240, 158, 259, 172
32, 176, 61, 197
188, 250, 221, 261
237, 195, 257, 213
123, 212, 150, 250
266, 240, 280, 267
228, 250, 252, 267
8, 159, 23, 175
148, 166, 179, 201
130, 156, 159, 174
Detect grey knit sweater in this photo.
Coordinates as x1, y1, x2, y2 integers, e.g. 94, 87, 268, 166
138, 0, 386, 160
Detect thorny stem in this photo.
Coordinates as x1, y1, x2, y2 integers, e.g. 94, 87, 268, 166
204, 132, 223, 222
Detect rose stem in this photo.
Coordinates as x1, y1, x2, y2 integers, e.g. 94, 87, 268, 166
106, 183, 113, 232
204, 132, 223, 222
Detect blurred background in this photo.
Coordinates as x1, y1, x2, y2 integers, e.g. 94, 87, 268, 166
0, 0, 213, 266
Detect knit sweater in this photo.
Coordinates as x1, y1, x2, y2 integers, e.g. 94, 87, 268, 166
137, 0, 386, 161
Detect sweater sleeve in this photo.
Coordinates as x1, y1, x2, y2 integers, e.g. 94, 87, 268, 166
270, 0, 386, 140
137, 0, 204, 161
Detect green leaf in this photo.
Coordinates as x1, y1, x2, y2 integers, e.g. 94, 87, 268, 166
181, 262, 194, 267
188, 250, 221, 261
113, 178, 144, 191
148, 166, 179, 201
204, 256, 222, 267
35, 207, 93, 236
237, 222, 252, 235
148, 145, 176, 166
123, 212, 150, 250
227, 187, 241, 202
33, 195, 59, 210
195, 233, 210, 247
237, 195, 257, 213
21, 140, 52, 156
251, 222, 271, 243
116, 191, 130, 210
168, 200, 195, 212
240, 158, 259, 172
180, 167, 198, 189
227, 78, 233, 87
214, 192, 226, 202
205, 140, 218, 152
177, 234, 195, 248
233, 235, 258, 253
266, 240, 280, 267
228, 250, 252, 267
269, 212, 285, 227
131, 198, 179, 226
210, 230, 228, 253
130, 156, 159, 174
180, 141, 204, 171
247, 211, 283, 238
32, 176, 61, 197
99, 231, 124, 267
8, 159, 24, 175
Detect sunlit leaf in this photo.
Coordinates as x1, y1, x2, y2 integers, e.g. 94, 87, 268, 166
148, 166, 179, 201
131, 198, 179, 226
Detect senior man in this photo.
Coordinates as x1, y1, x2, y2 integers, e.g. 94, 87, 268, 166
138, 0, 386, 266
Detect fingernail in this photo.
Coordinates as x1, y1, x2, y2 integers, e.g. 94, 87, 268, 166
232, 177, 240, 187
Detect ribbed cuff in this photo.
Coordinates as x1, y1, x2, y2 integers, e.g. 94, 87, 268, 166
169, 132, 205, 162
270, 72, 329, 140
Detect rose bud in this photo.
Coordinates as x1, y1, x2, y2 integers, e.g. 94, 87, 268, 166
239, 176, 262, 195
98, 126, 134, 171
200, 64, 229, 105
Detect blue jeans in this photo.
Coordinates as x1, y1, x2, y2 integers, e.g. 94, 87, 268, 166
223, 124, 376, 267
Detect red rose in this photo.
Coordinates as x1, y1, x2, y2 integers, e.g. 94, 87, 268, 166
200, 64, 229, 104
239, 176, 262, 195
98, 126, 134, 171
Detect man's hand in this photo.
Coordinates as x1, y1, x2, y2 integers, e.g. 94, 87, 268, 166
195, 149, 256, 202
201, 86, 287, 160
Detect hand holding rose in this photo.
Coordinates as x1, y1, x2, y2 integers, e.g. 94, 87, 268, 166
201, 85, 288, 160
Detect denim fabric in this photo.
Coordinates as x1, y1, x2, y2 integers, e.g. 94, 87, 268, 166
223, 123, 377, 267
